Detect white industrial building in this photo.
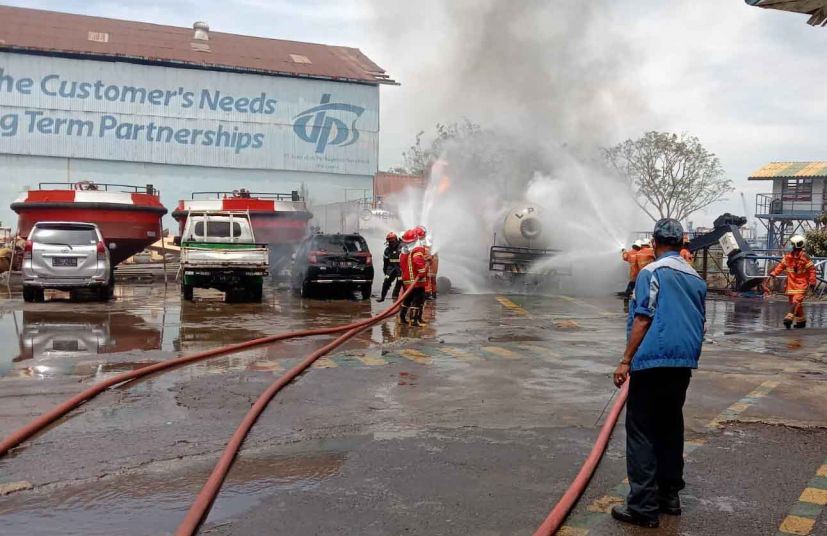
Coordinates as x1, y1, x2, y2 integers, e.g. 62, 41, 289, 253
0, 5, 395, 229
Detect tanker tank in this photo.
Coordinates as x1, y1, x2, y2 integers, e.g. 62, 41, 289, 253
489, 204, 559, 275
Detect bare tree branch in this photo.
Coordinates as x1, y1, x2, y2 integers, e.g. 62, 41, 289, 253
604, 131, 733, 223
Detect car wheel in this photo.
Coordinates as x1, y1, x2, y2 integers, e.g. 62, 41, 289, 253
98, 284, 113, 302
360, 283, 372, 300
182, 284, 194, 301
22, 286, 39, 303
300, 281, 312, 298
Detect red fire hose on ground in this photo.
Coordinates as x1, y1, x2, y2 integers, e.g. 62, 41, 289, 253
176, 299, 406, 535
1, 281, 626, 536
0, 286, 413, 458
532, 381, 629, 536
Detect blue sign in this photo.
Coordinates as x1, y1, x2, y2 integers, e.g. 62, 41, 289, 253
293, 94, 365, 154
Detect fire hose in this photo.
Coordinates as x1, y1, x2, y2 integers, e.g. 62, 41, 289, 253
1, 281, 625, 536
176, 293, 408, 535
532, 381, 629, 536
0, 285, 414, 458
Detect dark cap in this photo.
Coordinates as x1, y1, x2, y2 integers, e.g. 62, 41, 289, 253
653, 218, 684, 242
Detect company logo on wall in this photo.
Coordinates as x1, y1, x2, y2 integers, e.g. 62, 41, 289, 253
293, 94, 365, 154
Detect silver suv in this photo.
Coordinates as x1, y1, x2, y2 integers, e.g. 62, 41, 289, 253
22, 222, 113, 302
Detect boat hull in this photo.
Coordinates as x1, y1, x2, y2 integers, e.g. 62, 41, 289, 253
11, 191, 167, 266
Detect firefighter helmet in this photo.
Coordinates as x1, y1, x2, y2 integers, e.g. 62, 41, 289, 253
791, 235, 806, 249
401, 229, 418, 243
386, 232, 398, 242
414, 226, 427, 239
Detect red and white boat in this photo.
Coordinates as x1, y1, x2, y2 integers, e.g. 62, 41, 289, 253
11, 181, 168, 266
172, 189, 312, 269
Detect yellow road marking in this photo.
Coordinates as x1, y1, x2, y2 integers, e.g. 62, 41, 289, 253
518, 343, 561, 358
400, 349, 432, 365
0, 481, 32, 496
800, 487, 827, 505
554, 319, 580, 329
779, 515, 815, 535
312, 358, 339, 368
586, 495, 624, 513
439, 347, 479, 362
557, 527, 589, 536
707, 379, 779, 429
248, 360, 284, 373
817, 465, 827, 478
554, 295, 614, 316
495, 296, 529, 316
481, 346, 519, 359
355, 354, 387, 366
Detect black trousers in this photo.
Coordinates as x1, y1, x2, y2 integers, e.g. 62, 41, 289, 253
381, 271, 403, 300
626, 367, 691, 520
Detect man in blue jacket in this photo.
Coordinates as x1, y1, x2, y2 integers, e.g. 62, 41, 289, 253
611, 218, 707, 528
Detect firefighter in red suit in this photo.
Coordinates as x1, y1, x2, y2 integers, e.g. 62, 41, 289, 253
414, 226, 438, 300
766, 235, 817, 329
400, 229, 429, 326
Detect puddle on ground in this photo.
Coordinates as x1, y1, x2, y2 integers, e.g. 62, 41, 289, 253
0, 435, 370, 536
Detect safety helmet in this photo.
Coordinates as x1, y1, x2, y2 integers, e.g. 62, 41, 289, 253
632, 240, 642, 250
401, 229, 418, 244
386, 231, 398, 242
414, 226, 427, 239
790, 235, 806, 249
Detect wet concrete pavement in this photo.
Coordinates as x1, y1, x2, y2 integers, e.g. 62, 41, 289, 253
1, 283, 826, 535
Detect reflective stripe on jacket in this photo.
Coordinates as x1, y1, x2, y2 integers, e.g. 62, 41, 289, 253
770, 250, 816, 295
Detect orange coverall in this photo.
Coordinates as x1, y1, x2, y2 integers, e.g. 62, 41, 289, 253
636, 246, 655, 273
622, 249, 640, 281
770, 249, 817, 323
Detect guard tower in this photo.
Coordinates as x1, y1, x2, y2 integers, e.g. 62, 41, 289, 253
750, 162, 827, 250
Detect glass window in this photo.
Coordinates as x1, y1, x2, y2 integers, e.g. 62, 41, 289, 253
194, 221, 241, 238
32, 225, 98, 245
782, 178, 812, 201
312, 235, 367, 253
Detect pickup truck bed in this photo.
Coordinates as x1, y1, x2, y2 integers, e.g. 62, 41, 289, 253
181, 243, 269, 270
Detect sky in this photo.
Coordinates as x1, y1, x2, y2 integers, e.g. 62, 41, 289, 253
3, 0, 826, 226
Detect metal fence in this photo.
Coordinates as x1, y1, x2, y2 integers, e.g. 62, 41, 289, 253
755, 192, 824, 217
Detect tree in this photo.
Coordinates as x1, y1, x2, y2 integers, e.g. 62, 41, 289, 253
604, 131, 733, 222
805, 213, 827, 257
399, 120, 498, 176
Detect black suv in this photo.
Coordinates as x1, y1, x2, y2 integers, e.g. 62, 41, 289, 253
291, 233, 375, 299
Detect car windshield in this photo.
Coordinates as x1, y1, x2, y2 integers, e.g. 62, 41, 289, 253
32, 226, 98, 246
313, 236, 366, 253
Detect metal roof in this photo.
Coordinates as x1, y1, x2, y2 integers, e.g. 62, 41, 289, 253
0, 5, 396, 85
745, 0, 827, 27
748, 161, 827, 180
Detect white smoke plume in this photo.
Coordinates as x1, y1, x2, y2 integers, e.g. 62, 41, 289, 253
367, 0, 653, 295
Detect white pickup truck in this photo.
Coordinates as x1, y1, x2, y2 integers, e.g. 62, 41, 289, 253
179, 211, 268, 302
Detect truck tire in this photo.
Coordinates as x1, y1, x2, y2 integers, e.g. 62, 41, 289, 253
360, 283, 372, 300
182, 284, 194, 301
23, 285, 44, 303
250, 280, 263, 302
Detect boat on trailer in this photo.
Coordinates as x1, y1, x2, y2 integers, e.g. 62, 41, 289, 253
172, 189, 312, 272
10, 181, 168, 266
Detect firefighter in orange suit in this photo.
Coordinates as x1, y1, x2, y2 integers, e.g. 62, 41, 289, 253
636, 240, 656, 272
622, 240, 642, 297
766, 235, 817, 329
399, 229, 429, 327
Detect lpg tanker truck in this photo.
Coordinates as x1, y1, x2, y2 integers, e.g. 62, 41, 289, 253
489, 204, 562, 280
